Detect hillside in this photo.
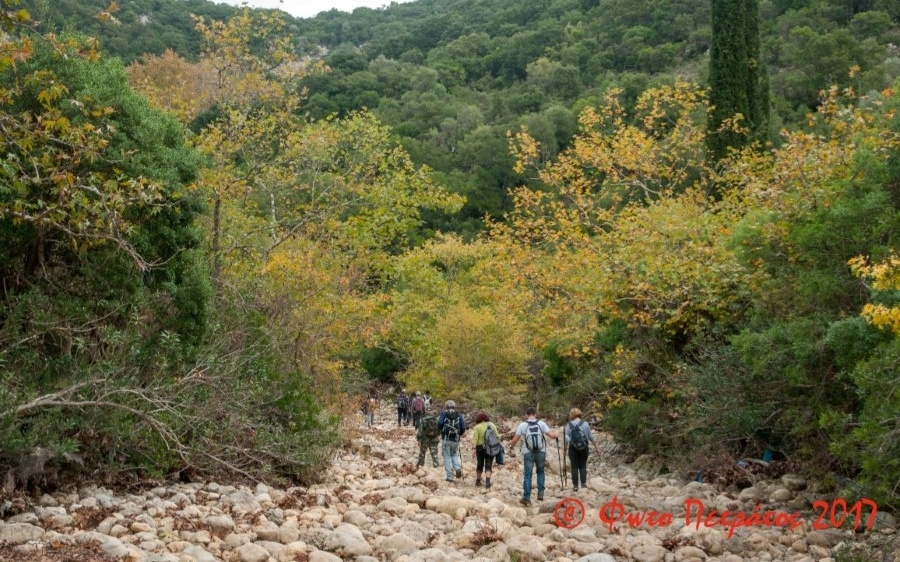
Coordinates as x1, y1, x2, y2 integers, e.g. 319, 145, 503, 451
23, 0, 900, 234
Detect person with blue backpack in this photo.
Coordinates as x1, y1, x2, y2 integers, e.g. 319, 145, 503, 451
508, 407, 558, 506
438, 400, 466, 482
565, 407, 602, 492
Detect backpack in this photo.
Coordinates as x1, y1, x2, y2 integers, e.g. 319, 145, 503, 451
524, 420, 546, 452
412, 396, 425, 414
483, 423, 502, 457
443, 412, 462, 442
396, 394, 409, 409
568, 420, 588, 451
420, 414, 440, 439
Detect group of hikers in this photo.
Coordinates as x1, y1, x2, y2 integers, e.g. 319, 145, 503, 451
361, 388, 604, 507
360, 388, 432, 428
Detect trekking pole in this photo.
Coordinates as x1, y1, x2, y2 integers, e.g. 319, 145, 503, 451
556, 437, 564, 491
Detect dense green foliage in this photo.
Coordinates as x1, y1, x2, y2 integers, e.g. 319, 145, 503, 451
27, 0, 899, 236
0, 34, 335, 486
22, 0, 240, 63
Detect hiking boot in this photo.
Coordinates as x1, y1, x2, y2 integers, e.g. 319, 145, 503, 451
519, 497, 531, 507
485, 477, 491, 489
537, 493, 544, 501
455, 469, 462, 479
475, 479, 483, 486
572, 485, 578, 492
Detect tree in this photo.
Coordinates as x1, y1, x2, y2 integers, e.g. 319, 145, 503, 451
385, 235, 530, 408
706, 0, 769, 162
190, 9, 464, 408
495, 76, 898, 489
0, 28, 218, 480
126, 49, 217, 123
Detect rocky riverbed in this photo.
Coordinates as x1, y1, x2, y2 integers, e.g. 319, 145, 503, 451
1, 406, 897, 562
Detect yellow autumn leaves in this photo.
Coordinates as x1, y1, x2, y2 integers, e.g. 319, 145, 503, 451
850, 254, 900, 334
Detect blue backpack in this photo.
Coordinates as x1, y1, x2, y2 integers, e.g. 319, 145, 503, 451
568, 420, 588, 451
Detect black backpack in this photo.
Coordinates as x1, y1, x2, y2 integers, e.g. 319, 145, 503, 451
443, 412, 462, 442
568, 420, 588, 451
396, 394, 409, 409
524, 420, 546, 451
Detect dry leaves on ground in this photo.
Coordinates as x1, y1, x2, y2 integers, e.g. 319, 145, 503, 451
0, 540, 117, 562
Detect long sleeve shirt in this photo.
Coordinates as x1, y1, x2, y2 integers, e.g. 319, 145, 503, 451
437, 410, 466, 439
472, 421, 499, 446
564, 418, 597, 447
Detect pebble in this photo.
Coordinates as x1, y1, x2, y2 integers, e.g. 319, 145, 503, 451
0, 407, 893, 562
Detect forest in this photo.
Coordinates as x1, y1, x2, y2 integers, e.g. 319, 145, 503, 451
0, 0, 898, 512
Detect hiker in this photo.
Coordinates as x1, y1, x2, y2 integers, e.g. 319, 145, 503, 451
423, 389, 432, 409
396, 388, 410, 427
438, 400, 466, 482
362, 394, 377, 428
471, 411, 501, 488
416, 406, 441, 468
508, 406, 558, 506
565, 407, 602, 491
410, 391, 426, 429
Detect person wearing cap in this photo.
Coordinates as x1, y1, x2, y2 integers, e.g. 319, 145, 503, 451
437, 400, 467, 482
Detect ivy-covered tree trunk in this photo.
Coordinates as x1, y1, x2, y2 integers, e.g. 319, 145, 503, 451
744, 0, 769, 146
707, 0, 769, 162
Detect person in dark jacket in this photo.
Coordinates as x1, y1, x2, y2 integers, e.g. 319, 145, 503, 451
396, 389, 410, 427
437, 400, 466, 482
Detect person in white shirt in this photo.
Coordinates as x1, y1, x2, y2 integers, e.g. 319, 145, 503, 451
508, 407, 559, 506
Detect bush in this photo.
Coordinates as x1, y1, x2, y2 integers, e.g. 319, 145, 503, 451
681, 343, 774, 457
825, 337, 900, 510
602, 400, 660, 454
